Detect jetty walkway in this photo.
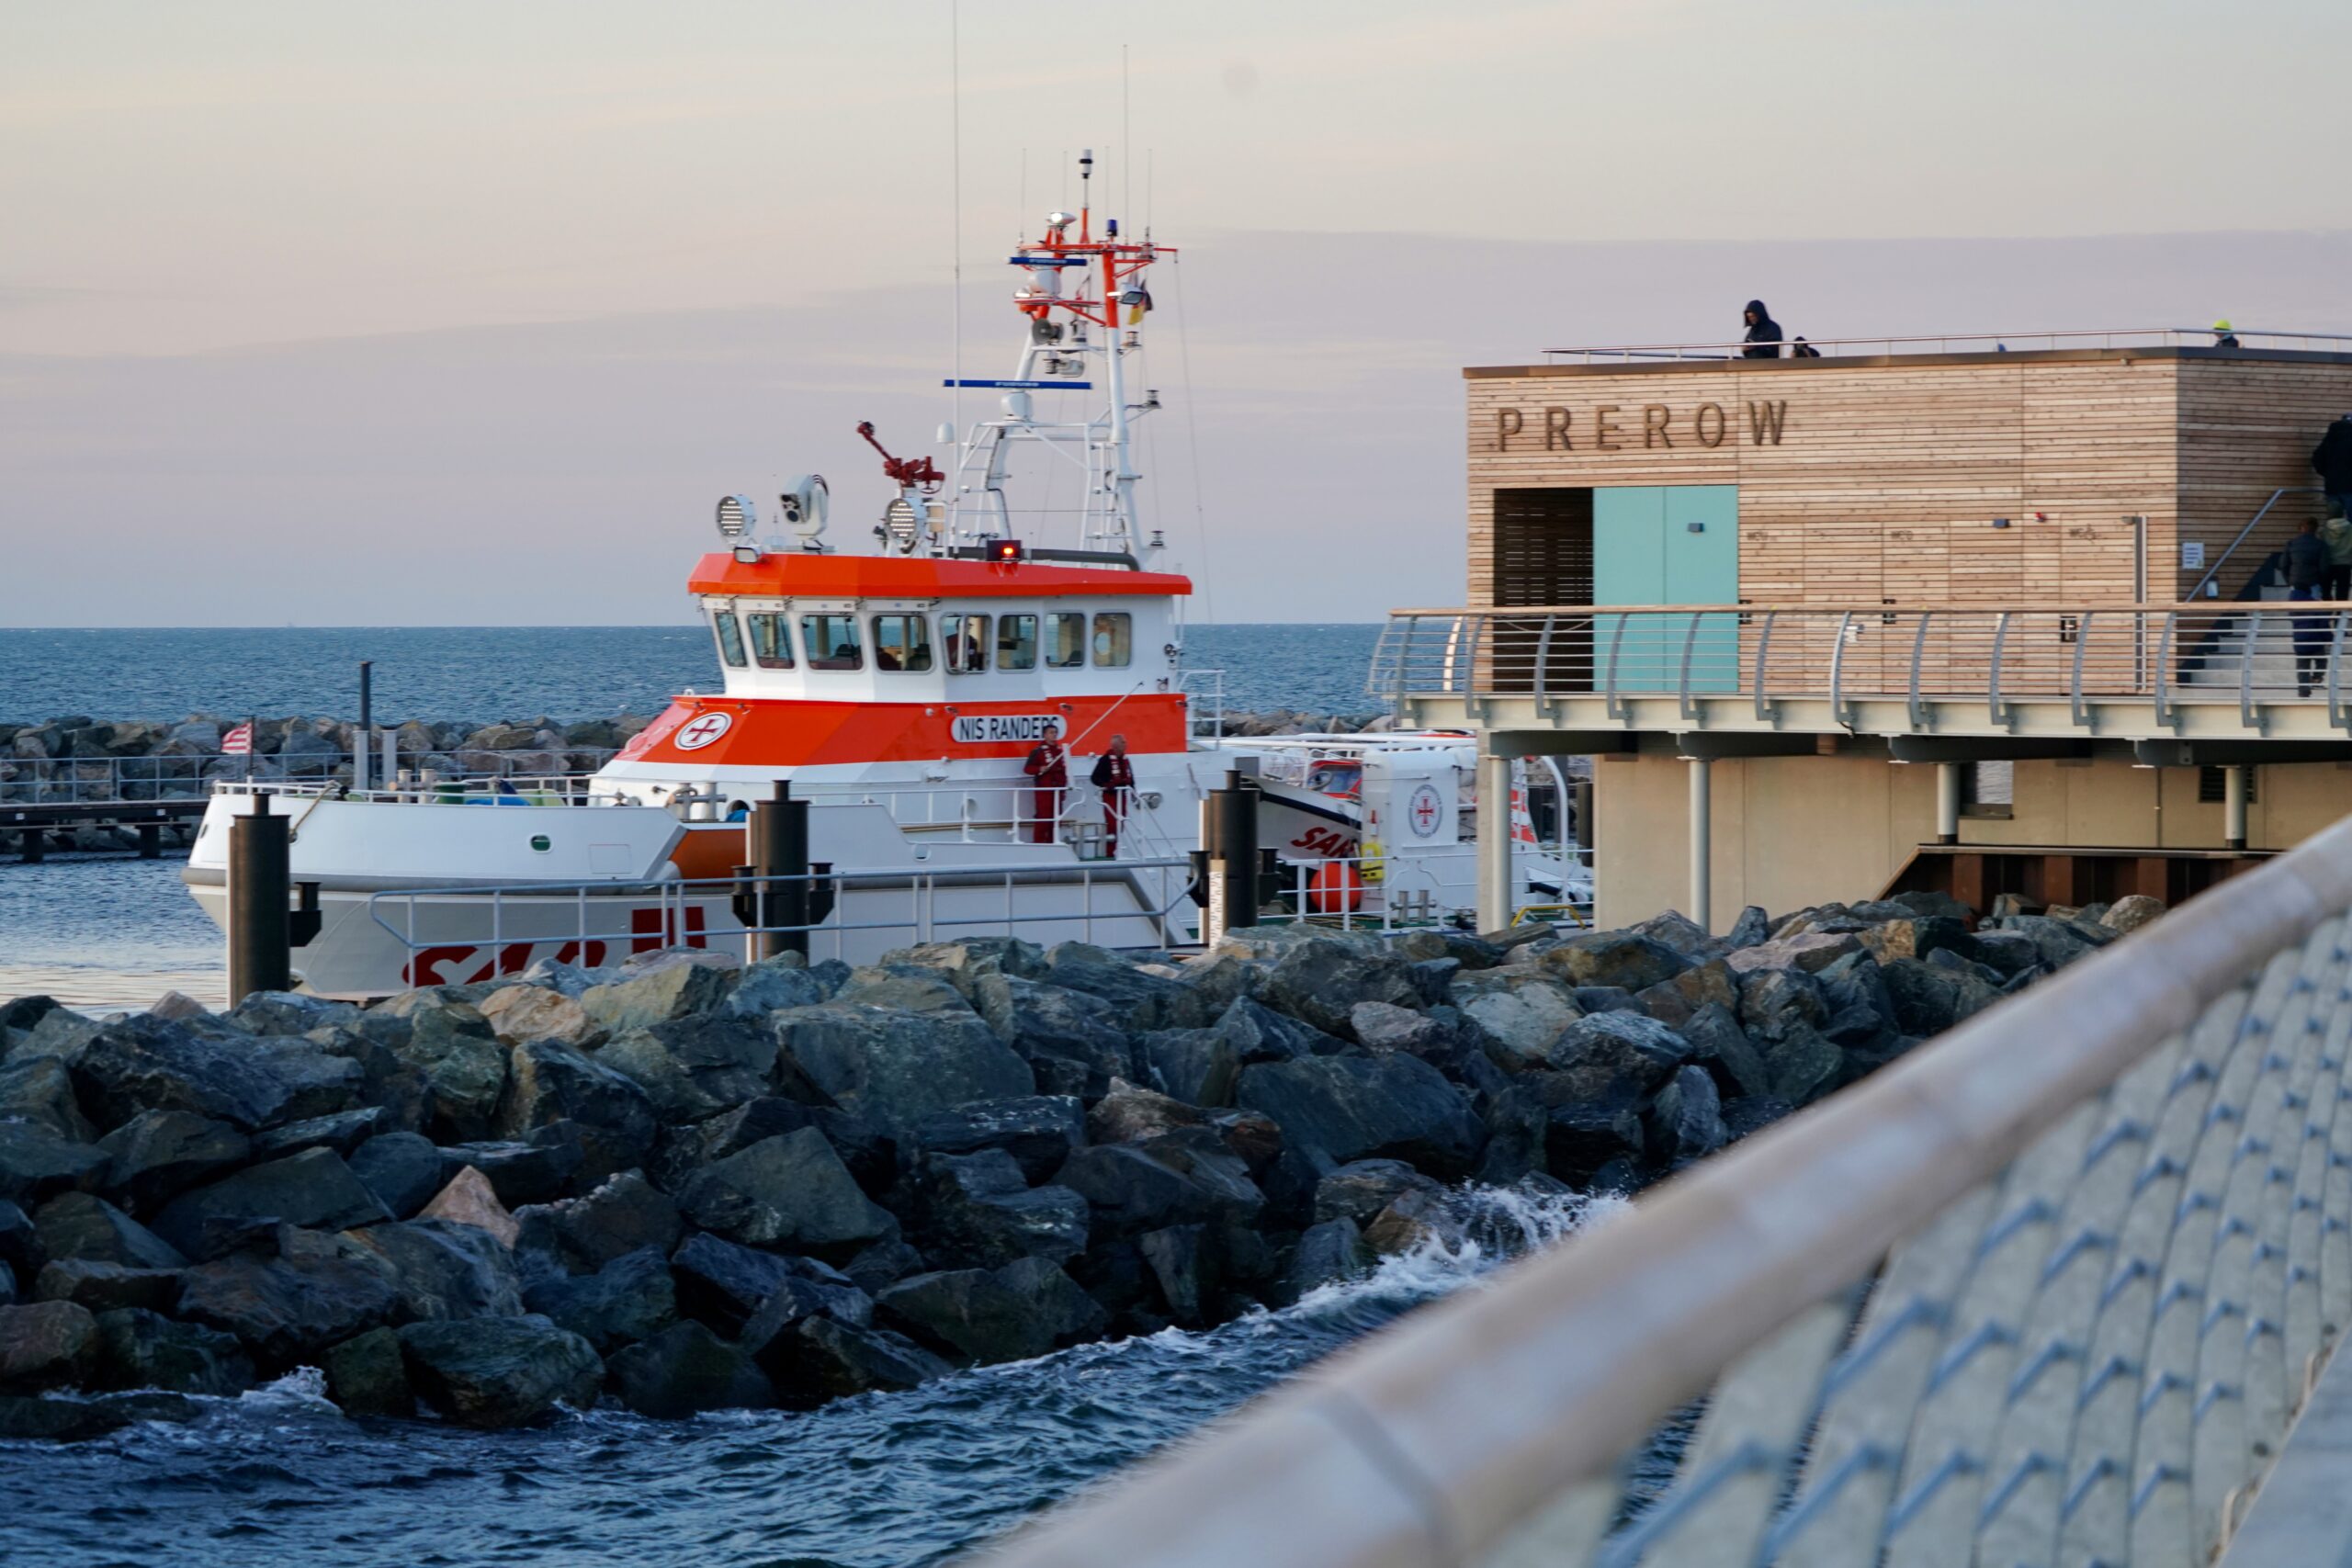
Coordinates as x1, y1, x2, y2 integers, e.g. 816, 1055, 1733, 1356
984, 810, 2352, 1566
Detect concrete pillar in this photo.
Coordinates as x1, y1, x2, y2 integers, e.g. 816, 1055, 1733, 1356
1476, 749, 1513, 934
1688, 757, 1713, 933
1936, 761, 1962, 845
2225, 764, 2250, 851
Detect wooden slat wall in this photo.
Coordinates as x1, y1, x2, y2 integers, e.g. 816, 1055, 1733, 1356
1464, 355, 2207, 610
2177, 359, 2352, 596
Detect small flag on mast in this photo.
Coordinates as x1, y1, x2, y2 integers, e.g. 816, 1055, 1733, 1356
221, 721, 254, 755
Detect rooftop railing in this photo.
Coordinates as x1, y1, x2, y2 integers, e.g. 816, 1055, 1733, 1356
978, 809, 2352, 1568
1370, 604, 2352, 739
1536, 326, 2352, 365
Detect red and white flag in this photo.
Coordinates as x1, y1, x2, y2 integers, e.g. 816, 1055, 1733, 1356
221, 721, 254, 756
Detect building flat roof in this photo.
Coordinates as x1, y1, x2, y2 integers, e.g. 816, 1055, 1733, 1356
1468, 344, 2352, 379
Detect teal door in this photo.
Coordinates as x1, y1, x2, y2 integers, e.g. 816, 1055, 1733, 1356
1594, 485, 1738, 694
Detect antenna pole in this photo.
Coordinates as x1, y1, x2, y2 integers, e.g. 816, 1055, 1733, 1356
949, 0, 963, 472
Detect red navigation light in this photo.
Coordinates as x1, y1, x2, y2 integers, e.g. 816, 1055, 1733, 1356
990, 538, 1024, 564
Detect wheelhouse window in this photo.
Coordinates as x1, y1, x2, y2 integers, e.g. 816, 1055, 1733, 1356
1046, 612, 1087, 669
997, 614, 1038, 671
712, 608, 748, 669
943, 614, 989, 673
746, 612, 794, 670
1091, 612, 1132, 668
801, 614, 862, 671
871, 615, 933, 672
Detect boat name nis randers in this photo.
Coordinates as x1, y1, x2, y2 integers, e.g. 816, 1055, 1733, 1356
950, 713, 1065, 744
1490, 399, 1790, 452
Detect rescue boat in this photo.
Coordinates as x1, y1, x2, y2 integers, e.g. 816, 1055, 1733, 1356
183, 158, 1574, 995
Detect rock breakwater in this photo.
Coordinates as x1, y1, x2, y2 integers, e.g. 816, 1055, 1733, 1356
0, 890, 2161, 1438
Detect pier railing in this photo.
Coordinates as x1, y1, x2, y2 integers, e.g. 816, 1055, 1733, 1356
978, 811, 2352, 1568
0, 749, 618, 807
1538, 325, 2352, 364
1371, 604, 2352, 739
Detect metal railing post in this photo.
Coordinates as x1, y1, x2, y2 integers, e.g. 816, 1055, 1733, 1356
2070, 610, 2095, 727
1753, 611, 1778, 723
1987, 610, 2012, 728
2156, 612, 2180, 731
1907, 612, 1932, 730
1604, 614, 1634, 722
1828, 612, 1856, 729
1678, 612, 1704, 722
2241, 607, 2261, 730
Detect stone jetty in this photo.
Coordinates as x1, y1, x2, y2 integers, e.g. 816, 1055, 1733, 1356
0, 891, 2164, 1437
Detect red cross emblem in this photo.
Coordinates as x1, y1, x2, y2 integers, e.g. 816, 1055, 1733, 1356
1408, 784, 1443, 837
673, 712, 733, 750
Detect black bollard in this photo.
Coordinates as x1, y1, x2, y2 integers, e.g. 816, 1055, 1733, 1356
747, 781, 810, 959
227, 793, 293, 1003
18, 828, 42, 864
137, 821, 162, 860
1202, 768, 1261, 942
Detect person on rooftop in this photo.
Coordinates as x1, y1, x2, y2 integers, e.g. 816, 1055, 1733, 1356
2211, 319, 2241, 349
1740, 300, 1783, 359
2313, 412, 2352, 525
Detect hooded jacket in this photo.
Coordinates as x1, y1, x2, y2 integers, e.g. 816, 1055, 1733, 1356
1741, 299, 1783, 359
2314, 416, 2352, 491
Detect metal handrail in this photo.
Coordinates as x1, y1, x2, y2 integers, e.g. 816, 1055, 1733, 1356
1536, 327, 2352, 364
982, 813, 2352, 1568
2187, 487, 2328, 602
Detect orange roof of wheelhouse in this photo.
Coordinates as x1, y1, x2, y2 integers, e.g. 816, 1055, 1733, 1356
686, 552, 1192, 599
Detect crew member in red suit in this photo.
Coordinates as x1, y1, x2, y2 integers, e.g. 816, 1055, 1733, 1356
1090, 733, 1136, 856
1022, 728, 1069, 844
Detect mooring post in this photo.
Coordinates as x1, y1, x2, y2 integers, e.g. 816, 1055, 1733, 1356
1476, 748, 1512, 934
1202, 768, 1260, 946
1688, 756, 1713, 934
356, 660, 373, 793
1936, 761, 1962, 845
2225, 764, 2250, 852
227, 792, 293, 1003
749, 780, 809, 960
137, 821, 162, 860
18, 828, 43, 864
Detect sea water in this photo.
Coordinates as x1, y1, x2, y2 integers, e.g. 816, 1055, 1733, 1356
0, 1186, 1621, 1568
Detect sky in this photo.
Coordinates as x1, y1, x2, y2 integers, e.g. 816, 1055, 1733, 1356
3, 0, 2349, 626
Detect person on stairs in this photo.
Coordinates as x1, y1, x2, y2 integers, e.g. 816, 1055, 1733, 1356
2286, 517, 2330, 698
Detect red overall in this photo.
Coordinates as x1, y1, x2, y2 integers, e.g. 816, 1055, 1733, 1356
1091, 750, 1136, 857
1023, 739, 1069, 844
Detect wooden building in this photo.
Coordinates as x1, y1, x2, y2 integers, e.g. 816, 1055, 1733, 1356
1380, 333, 2352, 928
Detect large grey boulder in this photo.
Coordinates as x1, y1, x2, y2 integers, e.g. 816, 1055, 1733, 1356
397, 1314, 603, 1429
521, 1245, 678, 1353
1680, 1004, 1770, 1101
1449, 971, 1584, 1066
594, 1014, 776, 1122
175, 1233, 402, 1369
1272, 1217, 1372, 1306
0, 1055, 94, 1141
343, 1220, 524, 1322
249, 1107, 390, 1160
876, 1258, 1102, 1364
1761, 1023, 1846, 1106
1856, 916, 1977, 966
69, 1014, 289, 1132
33, 1193, 187, 1269
913, 1096, 1085, 1184
347, 1132, 446, 1219
384, 998, 508, 1143
477, 986, 608, 1053
247, 1038, 370, 1122
1045, 943, 1216, 1032
511, 1170, 681, 1280
576, 960, 739, 1035
1052, 1140, 1265, 1238
496, 1040, 657, 1183
1535, 932, 1690, 993
0, 1126, 78, 1211
1879, 958, 2003, 1036
1261, 938, 1428, 1036
1634, 960, 1740, 1029
323, 1325, 413, 1417
669, 1233, 798, 1336
435, 1138, 582, 1208
92, 1307, 254, 1395
608, 1321, 774, 1416
1543, 1012, 1691, 1101
913, 1149, 1091, 1269
1736, 965, 1829, 1043
654, 1097, 894, 1198
676, 1129, 896, 1255
153, 1148, 390, 1261
1647, 1066, 1726, 1167
1724, 931, 1863, 976
0, 1301, 98, 1393
721, 955, 833, 1017
1314, 1159, 1442, 1227
33, 1259, 182, 1315
1236, 1055, 1483, 1179
982, 976, 1140, 1099
1544, 1099, 1645, 1180
775, 1002, 1033, 1134
758, 1316, 951, 1408
2101, 895, 2165, 934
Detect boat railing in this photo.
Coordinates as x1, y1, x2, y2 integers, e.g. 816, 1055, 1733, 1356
978, 807, 2352, 1568
362, 856, 1202, 978
1252, 840, 1592, 934
1370, 602, 2352, 737
1537, 325, 2352, 365
1178, 667, 1227, 741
